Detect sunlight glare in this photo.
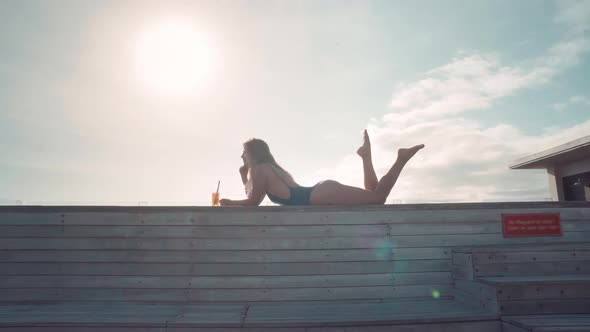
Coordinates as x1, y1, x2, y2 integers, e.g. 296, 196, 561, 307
136, 20, 213, 98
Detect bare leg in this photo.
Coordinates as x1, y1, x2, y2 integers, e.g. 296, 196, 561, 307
310, 144, 425, 205
356, 129, 378, 191
375, 144, 425, 198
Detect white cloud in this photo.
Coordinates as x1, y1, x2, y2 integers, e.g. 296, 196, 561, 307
306, 115, 590, 203
555, 0, 590, 35
307, 1, 590, 203
551, 95, 590, 111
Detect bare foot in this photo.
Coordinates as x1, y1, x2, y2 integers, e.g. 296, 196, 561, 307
356, 129, 371, 159
397, 144, 425, 164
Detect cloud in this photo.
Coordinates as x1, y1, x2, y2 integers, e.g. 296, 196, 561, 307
388, 40, 589, 125
307, 115, 590, 203
307, 1, 590, 203
389, 55, 533, 123
554, 0, 590, 35
388, 0, 589, 126
551, 95, 590, 111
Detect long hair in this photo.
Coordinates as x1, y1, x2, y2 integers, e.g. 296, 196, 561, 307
243, 138, 297, 185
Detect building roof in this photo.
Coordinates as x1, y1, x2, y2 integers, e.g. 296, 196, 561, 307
509, 135, 590, 170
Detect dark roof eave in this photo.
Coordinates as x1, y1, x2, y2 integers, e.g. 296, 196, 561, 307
509, 136, 590, 170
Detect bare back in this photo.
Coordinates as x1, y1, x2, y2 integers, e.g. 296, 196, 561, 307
256, 163, 299, 200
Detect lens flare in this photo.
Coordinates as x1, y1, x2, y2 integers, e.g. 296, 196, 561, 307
432, 289, 441, 299
374, 239, 393, 260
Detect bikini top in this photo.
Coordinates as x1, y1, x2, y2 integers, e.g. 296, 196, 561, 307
266, 189, 296, 206
266, 164, 313, 205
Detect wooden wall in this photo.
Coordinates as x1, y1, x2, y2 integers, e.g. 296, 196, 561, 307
0, 202, 589, 305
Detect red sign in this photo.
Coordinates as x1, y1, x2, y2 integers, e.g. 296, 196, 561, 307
502, 213, 561, 237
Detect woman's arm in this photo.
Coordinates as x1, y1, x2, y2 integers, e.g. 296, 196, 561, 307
239, 165, 248, 185
220, 166, 267, 206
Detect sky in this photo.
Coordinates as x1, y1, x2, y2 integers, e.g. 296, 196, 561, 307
0, 0, 589, 206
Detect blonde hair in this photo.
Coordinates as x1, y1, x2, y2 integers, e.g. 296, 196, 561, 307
243, 138, 297, 193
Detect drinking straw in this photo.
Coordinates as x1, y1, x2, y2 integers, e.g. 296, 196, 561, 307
216, 180, 220, 195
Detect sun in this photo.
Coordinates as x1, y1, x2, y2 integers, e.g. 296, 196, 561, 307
135, 21, 213, 98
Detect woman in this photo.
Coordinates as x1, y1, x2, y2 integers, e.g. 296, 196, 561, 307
219, 130, 424, 206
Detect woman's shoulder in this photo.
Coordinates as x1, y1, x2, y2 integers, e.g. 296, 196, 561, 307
251, 163, 273, 170
250, 163, 273, 176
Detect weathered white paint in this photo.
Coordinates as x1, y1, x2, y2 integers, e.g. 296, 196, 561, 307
0, 203, 589, 330
547, 166, 565, 201
561, 157, 590, 178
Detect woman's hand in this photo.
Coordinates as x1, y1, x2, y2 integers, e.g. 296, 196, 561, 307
239, 165, 249, 186
219, 198, 232, 206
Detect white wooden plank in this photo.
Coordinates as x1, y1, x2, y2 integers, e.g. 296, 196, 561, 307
0, 314, 170, 324
452, 265, 474, 280
497, 283, 590, 301
512, 318, 590, 327
388, 233, 590, 248
169, 329, 306, 332
454, 280, 497, 301
0, 300, 498, 332
0, 260, 450, 276
244, 301, 496, 327
1, 232, 588, 250
0, 328, 166, 332
499, 299, 590, 315
473, 250, 590, 265
0, 237, 391, 250
168, 329, 306, 332
245, 299, 456, 319
0, 272, 452, 288
1, 206, 587, 226
0, 302, 188, 315
452, 253, 472, 266
451, 288, 479, 307
5, 329, 169, 332
0, 224, 389, 238
502, 322, 530, 332
504, 315, 590, 323
534, 327, 590, 332
480, 275, 590, 284
0, 222, 515, 237
0, 221, 519, 237
474, 261, 590, 277
454, 243, 590, 253
0, 248, 450, 263
0, 311, 500, 331
0, 285, 454, 302
0, 297, 453, 308
502, 315, 590, 332
305, 321, 501, 332
453, 280, 498, 313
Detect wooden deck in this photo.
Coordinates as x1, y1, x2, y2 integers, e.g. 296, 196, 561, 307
0, 202, 589, 330
0, 299, 499, 330
503, 314, 590, 331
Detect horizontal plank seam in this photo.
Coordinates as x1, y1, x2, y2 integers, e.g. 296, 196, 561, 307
0, 259, 450, 263
0, 222, 521, 227
0, 298, 455, 303
0, 260, 449, 264
0, 233, 531, 238
0, 248, 451, 252
0, 232, 508, 238
0, 284, 453, 289
0, 222, 520, 226
0, 271, 453, 276
499, 297, 590, 301
0, 220, 533, 224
